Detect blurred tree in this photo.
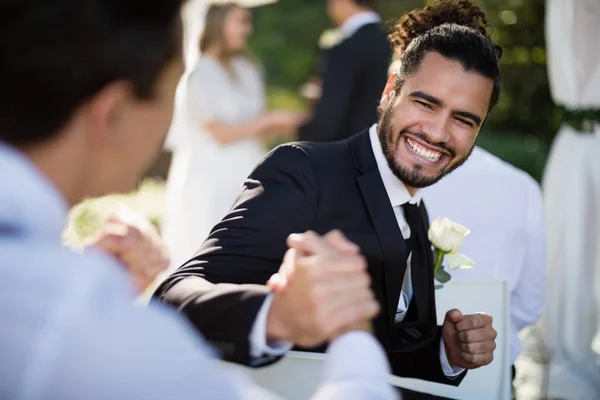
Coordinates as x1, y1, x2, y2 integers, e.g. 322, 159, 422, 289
249, 0, 556, 181
472, 0, 560, 139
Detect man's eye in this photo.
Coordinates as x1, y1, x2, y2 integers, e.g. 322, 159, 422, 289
416, 101, 433, 110
455, 118, 473, 127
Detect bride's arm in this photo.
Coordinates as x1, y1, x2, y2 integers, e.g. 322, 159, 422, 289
202, 117, 273, 145
186, 60, 299, 145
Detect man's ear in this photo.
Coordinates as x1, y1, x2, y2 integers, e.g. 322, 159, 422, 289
379, 73, 398, 111
85, 81, 130, 148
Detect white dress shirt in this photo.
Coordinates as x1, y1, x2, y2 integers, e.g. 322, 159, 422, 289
0, 142, 397, 400
421, 146, 547, 364
252, 125, 462, 378
340, 11, 382, 39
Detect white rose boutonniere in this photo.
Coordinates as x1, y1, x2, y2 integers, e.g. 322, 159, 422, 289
428, 217, 475, 289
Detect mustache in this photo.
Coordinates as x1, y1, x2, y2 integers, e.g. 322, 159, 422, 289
399, 129, 456, 158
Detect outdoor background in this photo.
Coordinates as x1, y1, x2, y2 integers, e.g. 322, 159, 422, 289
65, 0, 557, 243
253, 0, 554, 183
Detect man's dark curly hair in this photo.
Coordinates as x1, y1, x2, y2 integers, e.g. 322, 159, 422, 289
388, 0, 502, 111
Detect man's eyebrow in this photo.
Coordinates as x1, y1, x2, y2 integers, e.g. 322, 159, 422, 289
409, 91, 444, 108
410, 91, 482, 126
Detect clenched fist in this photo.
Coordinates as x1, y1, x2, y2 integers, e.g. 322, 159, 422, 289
442, 309, 497, 370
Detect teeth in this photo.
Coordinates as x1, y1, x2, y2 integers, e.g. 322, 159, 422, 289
406, 138, 441, 162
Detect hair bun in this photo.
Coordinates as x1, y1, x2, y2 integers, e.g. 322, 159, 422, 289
389, 0, 496, 55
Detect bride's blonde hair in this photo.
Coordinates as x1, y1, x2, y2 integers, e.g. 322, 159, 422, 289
199, 3, 252, 66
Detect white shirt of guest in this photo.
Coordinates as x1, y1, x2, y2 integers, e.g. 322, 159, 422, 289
0, 142, 397, 400
340, 11, 382, 39
421, 146, 547, 363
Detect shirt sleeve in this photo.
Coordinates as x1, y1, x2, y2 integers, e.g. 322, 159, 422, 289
439, 338, 465, 378
313, 331, 398, 400
511, 182, 546, 333
248, 294, 293, 364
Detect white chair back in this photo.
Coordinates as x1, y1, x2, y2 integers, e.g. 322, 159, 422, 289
238, 280, 511, 399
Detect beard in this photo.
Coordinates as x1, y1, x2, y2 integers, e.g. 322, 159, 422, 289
377, 105, 473, 188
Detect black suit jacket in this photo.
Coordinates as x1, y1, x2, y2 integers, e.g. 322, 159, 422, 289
154, 130, 466, 386
297, 23, 391, 142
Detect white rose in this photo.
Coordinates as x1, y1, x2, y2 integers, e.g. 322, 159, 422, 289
445, 253, 476, 270
428, 217, 470, 253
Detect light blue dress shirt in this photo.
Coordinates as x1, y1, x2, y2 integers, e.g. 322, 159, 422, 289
0, 142, 397, 400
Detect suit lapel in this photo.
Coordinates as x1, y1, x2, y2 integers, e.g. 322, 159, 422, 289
350, 130, 409, 327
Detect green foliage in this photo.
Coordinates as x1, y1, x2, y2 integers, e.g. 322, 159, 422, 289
476, 0, 559, 140
63, 179, 166, 247
435, 268, 452, 283
250, 0, 556, 182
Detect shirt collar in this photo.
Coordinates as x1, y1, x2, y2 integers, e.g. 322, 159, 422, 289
340, 11, 381, 38
0, 142, 69, 242
368, 124, 422, 207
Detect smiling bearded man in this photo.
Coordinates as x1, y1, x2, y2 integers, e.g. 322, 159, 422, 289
155, 1, 500, 398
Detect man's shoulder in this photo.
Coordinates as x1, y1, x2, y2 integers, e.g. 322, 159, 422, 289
343, 23, 390, 49
0, 240, 132, 310
470, 147, 541, 190
350, 23, 388, 41
334, 24, 389, 57
266, 140, 351, 164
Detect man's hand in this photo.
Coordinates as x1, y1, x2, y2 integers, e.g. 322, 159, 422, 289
442, 309, 497, 369
266, 230, 379, 348
90, 206, 170, 293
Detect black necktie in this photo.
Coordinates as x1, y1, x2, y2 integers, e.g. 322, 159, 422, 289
400, 202, 430, 326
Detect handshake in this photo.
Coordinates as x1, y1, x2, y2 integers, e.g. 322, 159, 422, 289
266, 230, 378, 346
93, 212, 496, 371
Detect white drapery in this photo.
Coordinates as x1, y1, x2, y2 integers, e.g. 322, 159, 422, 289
541, 0, 600, 397
164, 0, 208, 151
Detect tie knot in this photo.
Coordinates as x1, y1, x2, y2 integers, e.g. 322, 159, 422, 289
401, 202, 422, 233
401, 202, 419, 216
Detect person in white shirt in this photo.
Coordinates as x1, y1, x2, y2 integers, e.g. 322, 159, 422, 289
0, 0, 397, 399
421, 146, 547, 380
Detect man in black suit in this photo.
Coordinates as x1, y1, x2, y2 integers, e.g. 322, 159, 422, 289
155, 0, 500, 395
295, 0, 391, 142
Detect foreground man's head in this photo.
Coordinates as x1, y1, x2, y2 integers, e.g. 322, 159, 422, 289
0, 0, 185, 204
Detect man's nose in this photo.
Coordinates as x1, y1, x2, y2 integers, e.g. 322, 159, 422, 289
423, 114, 451, 145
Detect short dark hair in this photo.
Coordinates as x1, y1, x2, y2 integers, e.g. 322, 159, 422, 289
389, 0, 502, 111
0, 0, 184, 147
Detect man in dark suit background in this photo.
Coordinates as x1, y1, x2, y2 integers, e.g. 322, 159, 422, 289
155, 1, 501, 398
295, 0, 391, 142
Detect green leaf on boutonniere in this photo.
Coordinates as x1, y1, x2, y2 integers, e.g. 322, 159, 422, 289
434, 284, 444, 290
435, 268, 451, 283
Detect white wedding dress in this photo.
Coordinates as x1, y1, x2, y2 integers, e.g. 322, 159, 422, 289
163, 55, 267, 267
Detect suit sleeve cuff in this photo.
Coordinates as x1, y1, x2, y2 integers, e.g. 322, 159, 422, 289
439, 337, 465, 378
249, 293, 293, 361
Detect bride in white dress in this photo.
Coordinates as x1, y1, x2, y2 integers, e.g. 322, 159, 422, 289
163, 2, 302, 267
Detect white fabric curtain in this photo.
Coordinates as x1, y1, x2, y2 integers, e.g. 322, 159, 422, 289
164, 0, 208, 151
541, 0, 600, 397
